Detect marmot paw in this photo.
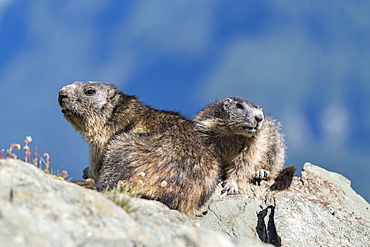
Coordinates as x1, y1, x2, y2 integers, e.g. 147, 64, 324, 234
89, 183, 114, 192
222, 180, 241, 195
253, 169, 270, 179
82, 167, 89, 179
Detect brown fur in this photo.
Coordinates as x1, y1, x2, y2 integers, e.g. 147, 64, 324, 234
58, 81, 219, 213
271, 166, 296, 191
194, 97, 287, 194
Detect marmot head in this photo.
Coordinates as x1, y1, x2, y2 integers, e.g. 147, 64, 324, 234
195, 97, 264, 136
58, 81, 118, 131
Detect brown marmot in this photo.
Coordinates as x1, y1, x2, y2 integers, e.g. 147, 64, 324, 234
194, 97, 294, 195
58, 81, 219, 213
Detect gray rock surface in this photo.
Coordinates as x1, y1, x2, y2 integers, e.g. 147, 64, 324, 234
0, 159, 267, 247
183, 163, 370, 246
1, 159, 369, 246
270, 163, 370, 246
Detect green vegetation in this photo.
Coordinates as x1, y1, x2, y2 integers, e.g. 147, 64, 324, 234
104, 186, 136, 213
103, 178, 145, 213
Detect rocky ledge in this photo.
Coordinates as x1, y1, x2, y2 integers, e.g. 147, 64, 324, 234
0, 159, 369, 246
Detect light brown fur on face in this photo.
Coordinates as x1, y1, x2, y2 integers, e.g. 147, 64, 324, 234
194, 97, 286, 195
58, 81, 219, 214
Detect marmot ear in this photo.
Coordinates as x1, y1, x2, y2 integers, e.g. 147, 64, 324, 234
108, 89, 117, 99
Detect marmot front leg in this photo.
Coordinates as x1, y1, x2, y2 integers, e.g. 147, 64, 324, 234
222, 179, 240, 195
221, 162, 250, 195
223, 167, 274, 194
94, 161, 125, 189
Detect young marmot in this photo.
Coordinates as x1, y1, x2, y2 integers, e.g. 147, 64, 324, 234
194, 97, 293, 195
58, 81, 219, 213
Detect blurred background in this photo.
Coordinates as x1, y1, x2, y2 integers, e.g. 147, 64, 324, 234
0, 1, 369, 202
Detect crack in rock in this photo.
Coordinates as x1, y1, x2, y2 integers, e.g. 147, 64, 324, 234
257, 205, 281, 246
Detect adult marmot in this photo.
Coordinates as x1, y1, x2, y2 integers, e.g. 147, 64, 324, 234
58, 81, 219, 213
194, 97, 293, 195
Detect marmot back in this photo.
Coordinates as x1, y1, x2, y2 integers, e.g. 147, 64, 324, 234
58, 81, 219, 213
194, 97, 288, 194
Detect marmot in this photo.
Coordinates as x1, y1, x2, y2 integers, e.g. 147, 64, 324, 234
58, 81, 219, 213
194, 97, 294, 195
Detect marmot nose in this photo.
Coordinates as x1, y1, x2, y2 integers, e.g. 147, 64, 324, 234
255, 114, 264, 123
58, 85, 75, 106
58, 91, 68, 106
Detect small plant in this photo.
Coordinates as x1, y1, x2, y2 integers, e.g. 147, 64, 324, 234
23, 136, 32, 163
58, 170, 69, 179
104, 182, 136, 213
103, 173, 172, 213
1, 136, 69, 180
0, 143, 21, 159
32, 147, 38, 166
42, 152, 50, 174
103, 172, 149, 213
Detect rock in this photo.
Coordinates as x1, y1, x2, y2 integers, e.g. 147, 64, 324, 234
0, 159, 268, 247
184, 162, 370, 246
188, 196, 262, 239
269, 163, 370, 246
1, 159, 369, 246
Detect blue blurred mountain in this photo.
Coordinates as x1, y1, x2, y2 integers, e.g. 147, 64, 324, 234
0, 0, 369, 201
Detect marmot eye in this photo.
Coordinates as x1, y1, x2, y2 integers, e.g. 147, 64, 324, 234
85, 89, 96, 96
235, 103, 244, 109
